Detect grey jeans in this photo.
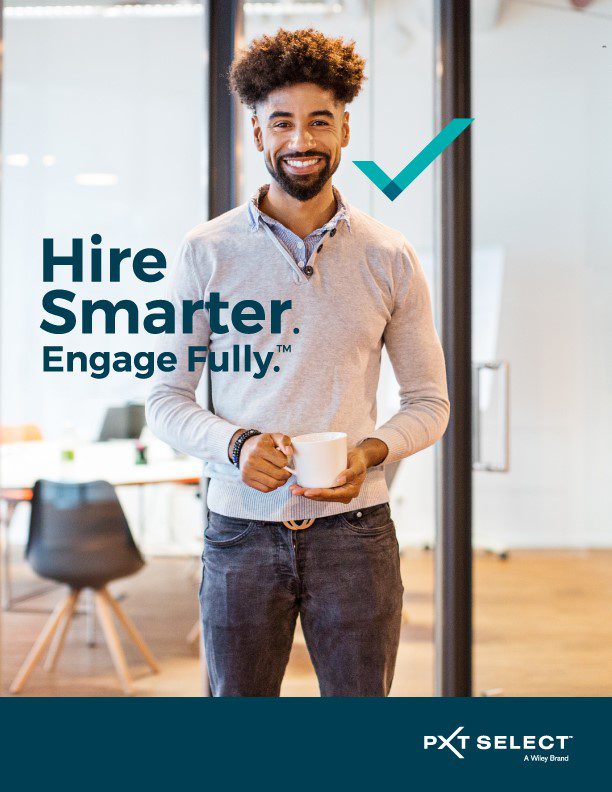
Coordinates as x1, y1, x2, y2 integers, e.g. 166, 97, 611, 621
200, 501, 404, 697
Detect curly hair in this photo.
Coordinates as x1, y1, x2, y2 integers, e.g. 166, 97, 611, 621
229, 28, 366, 109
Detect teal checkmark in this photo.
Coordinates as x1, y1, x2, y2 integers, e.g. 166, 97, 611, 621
353, 118, 474, 200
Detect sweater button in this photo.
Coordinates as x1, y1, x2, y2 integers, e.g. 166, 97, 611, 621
317, 244, 323, 253
304, 265, 314, 277
356, 511, 362, 518
329, 228, 336, 237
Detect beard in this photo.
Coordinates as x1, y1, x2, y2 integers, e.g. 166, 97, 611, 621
265, 150, 339, 201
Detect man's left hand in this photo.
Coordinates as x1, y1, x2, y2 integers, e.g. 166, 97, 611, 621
289, 439, 387, 504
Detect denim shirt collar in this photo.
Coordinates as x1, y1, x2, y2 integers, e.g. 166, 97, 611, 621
247, 184, 351, 236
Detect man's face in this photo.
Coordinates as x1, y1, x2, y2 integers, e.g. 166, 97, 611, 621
252, 83, 350, 201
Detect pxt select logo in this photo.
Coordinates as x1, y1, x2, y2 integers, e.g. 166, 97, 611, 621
425, 726, 471, 758
424, 727, 573, 760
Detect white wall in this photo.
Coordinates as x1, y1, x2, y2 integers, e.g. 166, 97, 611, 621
1, 14, 207, 442
470, 1, 612, 547
2, 1, 611, 547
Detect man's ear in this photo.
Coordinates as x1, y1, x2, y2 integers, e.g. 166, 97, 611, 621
341, 110, 351, 148
252, 114, 264, 152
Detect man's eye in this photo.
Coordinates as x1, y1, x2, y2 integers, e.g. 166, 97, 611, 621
274, 122, 290, 128
312, 120, 329, 126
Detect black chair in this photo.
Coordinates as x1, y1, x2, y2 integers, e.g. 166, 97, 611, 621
98, 402, 145, 441
10, 480, 159, 695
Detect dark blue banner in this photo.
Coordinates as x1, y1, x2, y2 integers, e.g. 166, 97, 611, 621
2, 697, 607, 790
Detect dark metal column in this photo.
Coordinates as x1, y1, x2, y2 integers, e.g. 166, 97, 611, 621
206, 0, 243, 414
208, 0, 243, 218
434, 0, 473, 697
200, 0, 244, 696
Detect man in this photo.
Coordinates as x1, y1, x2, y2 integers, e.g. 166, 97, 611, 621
146, 28, 450, 697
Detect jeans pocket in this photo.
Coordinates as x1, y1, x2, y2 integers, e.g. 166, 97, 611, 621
338, 502, 394, 536
204, 511, 256, 548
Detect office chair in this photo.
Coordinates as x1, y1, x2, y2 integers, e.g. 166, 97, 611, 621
98, 402, 145, 442
10, 479, 159, 695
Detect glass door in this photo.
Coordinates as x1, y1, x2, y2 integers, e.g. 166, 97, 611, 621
471, 0, 612, 695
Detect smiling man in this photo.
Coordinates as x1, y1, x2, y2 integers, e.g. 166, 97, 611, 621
146, 28, 450, 697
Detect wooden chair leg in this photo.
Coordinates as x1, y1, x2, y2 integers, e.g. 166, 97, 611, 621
100, 587, 160, 673
186, 619, 200, 645
44, 589, 81, 672
94, 590, 133, 695
10, 590, 79, 694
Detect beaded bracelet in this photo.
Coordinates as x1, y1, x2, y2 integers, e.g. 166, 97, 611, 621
231, 429, 261, 468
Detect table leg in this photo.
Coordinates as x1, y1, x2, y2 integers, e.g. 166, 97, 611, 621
1, 501, 18, 611
138, 484, 146, 543
168, 485, 177, 546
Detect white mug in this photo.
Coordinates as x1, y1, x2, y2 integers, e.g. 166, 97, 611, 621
282, 431, 348, 489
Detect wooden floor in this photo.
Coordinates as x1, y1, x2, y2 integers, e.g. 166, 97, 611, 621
2, 548, 611, 697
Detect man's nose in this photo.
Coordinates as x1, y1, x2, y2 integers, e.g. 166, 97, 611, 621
289, 125, 316, 151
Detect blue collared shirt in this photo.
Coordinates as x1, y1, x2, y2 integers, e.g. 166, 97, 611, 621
247, 184, 351, 269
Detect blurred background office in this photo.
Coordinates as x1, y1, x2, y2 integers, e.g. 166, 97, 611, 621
1, 0, 611, 696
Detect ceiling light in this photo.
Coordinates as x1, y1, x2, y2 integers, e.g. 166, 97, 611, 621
75, 173, 118, 186
6, 153, 29, 167
4, 2, 343, 20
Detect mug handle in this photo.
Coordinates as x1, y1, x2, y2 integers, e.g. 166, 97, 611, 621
275, 445, 296, 476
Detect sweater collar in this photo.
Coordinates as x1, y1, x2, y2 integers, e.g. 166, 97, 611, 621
247, 184, 351, 235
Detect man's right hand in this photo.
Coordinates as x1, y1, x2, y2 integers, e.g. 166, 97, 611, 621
232, 431, 294, 493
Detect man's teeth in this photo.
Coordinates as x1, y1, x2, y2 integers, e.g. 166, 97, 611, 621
285, 158, 320, 168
